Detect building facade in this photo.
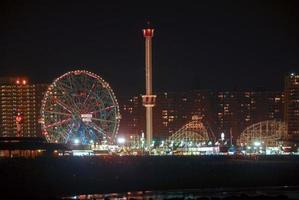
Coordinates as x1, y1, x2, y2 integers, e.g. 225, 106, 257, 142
120, 90, 284, 143
284, 73, 299, 140
211, 91, 284, 143
0, 77, 48, 137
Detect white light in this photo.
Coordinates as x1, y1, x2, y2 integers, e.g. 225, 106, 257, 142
90, 140, 94, 144
221, 132, 225, 141
81, 114, 92, 122
291, 73, 295, 76
254, 141, 261, 146
117, 137, 125, 144
150, 141, 155, 147
74, 138, 80, 145
72, 150, 93, 156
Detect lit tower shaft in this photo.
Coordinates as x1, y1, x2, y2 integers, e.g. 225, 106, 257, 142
142, 27, 156, 147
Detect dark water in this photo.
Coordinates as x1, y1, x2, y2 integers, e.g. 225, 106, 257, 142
1, 156, 299, 199
64, 186, 299, 200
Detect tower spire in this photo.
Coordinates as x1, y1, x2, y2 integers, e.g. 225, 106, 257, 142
142, 24, 156, 148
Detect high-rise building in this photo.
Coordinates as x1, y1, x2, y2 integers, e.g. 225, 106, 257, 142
120, 95, 144, 136
154, 91, 212, 139
0, 77, 48, 137
120, 90, 284, 143
212, 91, 284, 143
120, 91, 212, 140
284, 73, 299, 140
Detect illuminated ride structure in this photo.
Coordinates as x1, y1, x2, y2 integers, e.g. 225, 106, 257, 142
167, 116, 212, 144
40, 70, 120, 145
142, 26, 156, 147
237, 120, 287, 147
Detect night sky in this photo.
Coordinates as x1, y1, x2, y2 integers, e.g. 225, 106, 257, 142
0, 1, 298, 97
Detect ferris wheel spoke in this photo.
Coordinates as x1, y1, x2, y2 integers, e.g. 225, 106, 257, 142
44, 118, 72, 129
62, 122, 77, 142
81, 124, 98, 140
57, 80, 83, 105
55, 97, 81, 114
55, 84, 81, 113
44, 110, 72, 116
91, 117, 115, 123
58, 80, 72, 91
69, 97, 82, 112
55, 82, 73, 97
90, 105, 115, 114
105, 108, 116, 118
86, 122, 106, 137
58, 121, 76, 140
50, 129, 69, 142
77, 77, 96, 109
55, 99, 74, 113
83, 82, 96, 106
63, 126, 75, 141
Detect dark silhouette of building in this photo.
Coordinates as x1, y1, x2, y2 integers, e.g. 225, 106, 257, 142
284, 73, 299, 140
211, 91, 284, 143
120, 90, 284, 143
0, 137, 68, 157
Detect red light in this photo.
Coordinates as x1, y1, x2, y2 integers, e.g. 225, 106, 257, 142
16, 114, 23, 122
22, 80, 27, 85
143, 28, 154, 37
16, 80, 20, 84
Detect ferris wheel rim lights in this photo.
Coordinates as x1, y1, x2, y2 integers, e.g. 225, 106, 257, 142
40, 69, 120, 144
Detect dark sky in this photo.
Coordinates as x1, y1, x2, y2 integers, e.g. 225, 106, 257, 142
0, 1, 298, 97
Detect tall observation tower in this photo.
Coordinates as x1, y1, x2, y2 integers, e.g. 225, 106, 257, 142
142, 25, 156, 147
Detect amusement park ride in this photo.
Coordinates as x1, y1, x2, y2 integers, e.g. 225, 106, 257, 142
37, 68, 294, 155
36, 25, 295, 156
39, 24, 154, 149
40, 70, 120, 145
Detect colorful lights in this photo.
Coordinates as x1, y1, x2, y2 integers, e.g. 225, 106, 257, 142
40, 70, 121, 144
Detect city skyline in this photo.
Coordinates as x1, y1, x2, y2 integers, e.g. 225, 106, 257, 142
1, 2, 299, 199
0, 74, 290, 141
0, 0, 298, 148
0, 1, 298, 97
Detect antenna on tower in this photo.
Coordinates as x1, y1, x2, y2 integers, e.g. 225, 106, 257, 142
146, 20, 152, 28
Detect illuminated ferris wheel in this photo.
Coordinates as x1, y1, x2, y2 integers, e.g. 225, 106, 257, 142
40, 70, 120, 144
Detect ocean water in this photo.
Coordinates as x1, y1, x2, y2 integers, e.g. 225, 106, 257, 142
63, 186, 299, 200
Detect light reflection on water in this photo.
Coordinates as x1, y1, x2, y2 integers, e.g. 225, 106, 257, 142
64, 190, 203, 200
63, 186, 299, 200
